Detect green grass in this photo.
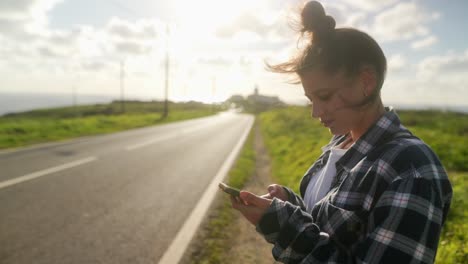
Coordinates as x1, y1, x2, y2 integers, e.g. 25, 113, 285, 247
398, 110, 468, 171
0, 101, 219, 149
259, 106, 330, 191
258, 106, 467, 263
436, 172, 468, 263
189, 125, 256, 264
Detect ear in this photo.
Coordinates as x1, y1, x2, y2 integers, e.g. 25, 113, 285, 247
359, 66, 377, 97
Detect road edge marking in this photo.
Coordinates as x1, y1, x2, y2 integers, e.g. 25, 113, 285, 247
125, 122, 224, 151
125, 134, 175, 151
0, 156, 97, 189
157, 115, 255, 264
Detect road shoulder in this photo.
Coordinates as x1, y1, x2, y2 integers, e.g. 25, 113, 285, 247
181, 121, 276, 263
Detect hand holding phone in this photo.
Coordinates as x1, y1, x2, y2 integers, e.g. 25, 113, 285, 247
218, 182, 240, 197
229, 188, 273, 226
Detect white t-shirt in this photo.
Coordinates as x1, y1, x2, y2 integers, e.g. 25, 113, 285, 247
304, 147, 347, 212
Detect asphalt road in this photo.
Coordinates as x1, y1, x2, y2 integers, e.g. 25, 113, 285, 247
0, 112, 254, 264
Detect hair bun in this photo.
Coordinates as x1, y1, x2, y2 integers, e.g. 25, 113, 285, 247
301, 1, 335, 37
323, 15, 336, 31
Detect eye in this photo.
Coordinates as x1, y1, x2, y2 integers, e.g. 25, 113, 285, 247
317, 93, 332, 101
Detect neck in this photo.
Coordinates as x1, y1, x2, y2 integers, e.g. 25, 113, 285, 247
349, 99, 385, 142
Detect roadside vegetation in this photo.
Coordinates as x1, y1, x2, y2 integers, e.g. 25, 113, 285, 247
188, 127, 256, 263
0, 101, 220, 149
259, 106, 467, 263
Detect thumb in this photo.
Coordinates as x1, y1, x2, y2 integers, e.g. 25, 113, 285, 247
267, 185, 275, 192
267, 184, 280, 195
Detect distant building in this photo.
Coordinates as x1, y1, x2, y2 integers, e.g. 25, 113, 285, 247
247, 85, 284, 107
226, 85, 285, 113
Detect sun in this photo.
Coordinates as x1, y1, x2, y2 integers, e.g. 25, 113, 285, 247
162, 0, 272, 104
169, 0, 266, 32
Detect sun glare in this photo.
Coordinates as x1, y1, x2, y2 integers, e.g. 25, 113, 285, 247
170, 0, 266, 32
161, 0, 272, 103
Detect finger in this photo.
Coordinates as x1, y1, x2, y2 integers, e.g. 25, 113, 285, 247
231, 194, 248, 207
239, 191, 253, 205
269, 184, 282, 195
269, 189, 277, 196
230, 196, 240, 209
267, 184, 276, 193
240, 191, 270, 207
242, 196, 248, 205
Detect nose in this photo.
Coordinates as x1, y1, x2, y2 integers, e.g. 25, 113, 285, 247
311, 102, 324, 119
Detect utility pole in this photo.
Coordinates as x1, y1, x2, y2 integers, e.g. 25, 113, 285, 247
212, 76, 216, 112
72, 84, 77, 113
120, 60, 125, 113
162, 25, 170, 118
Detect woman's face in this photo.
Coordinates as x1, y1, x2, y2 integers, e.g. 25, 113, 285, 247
300, 69, 369, 135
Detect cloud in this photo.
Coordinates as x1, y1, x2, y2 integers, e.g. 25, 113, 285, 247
215, 13, 271, 39
103, 18, 166, 57
0, 0, 63, 39
383, 49, 468, 107
417, 49, 468, 78
0, 1, 164, 60
31, 30, 80, 59
6, 16, 164, 62
372, 2, 440, 42
344, 12, 367, 28
113, 40, 153, 55
341, 0, 398, 11
81, 61, 110, 72
107, 17, 159, 40
48, 30, 78, 45
0, 18, 35, 40
0, 0, 61, 20
411, 35, 438, 50
197, 57, 233, 67
388, 54, 407, 72
37, 45, 61, 57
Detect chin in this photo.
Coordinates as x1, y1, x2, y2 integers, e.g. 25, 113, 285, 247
328, 126, 348, 136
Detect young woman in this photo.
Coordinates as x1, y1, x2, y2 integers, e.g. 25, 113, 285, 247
231, 1, 452, 263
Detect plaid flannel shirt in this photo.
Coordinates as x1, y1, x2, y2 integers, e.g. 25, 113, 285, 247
255, 108, 452, 264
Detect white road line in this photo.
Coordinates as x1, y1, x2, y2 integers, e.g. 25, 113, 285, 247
157, 116, 254, 264
0, 156, 97, 190
125, 134, 176, 151
125, 124, 210, 151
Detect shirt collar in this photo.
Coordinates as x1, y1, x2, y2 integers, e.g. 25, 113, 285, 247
333, 107, 402, 172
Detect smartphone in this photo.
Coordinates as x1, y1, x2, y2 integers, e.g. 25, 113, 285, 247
218, 182, 241, 197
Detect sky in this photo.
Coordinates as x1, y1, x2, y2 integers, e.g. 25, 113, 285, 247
1, 0, 468, 108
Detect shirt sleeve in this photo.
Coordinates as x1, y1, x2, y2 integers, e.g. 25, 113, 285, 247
255, 174, 446, 264
255, 198, 327, 263
282, 186, 307, 211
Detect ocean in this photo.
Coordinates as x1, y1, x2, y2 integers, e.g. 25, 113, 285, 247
0, 92, 467, 116
0, 93, 118, 116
